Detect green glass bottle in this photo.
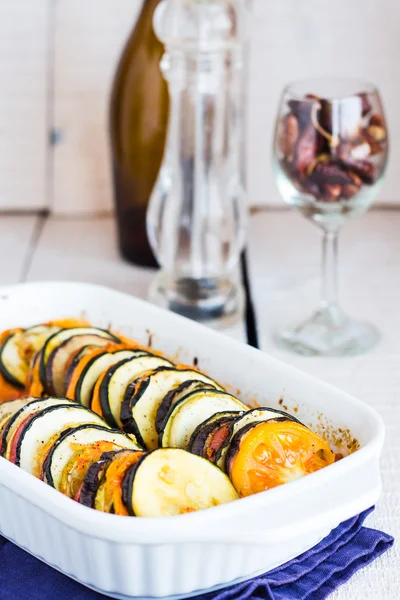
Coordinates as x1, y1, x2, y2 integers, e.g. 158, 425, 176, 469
109, 0, 169, 267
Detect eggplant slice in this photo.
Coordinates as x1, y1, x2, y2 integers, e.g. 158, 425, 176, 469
79, 449, 140, 509
122, 368, 224, 450
42, 423, 140, 490
39, 327, 119, 393
122, 448, 238, 517
187, 411, 240, 459
79, 453, 114, 508
160, 390, 247, 449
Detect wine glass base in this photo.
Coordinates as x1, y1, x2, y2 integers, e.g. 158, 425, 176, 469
148, 271, 245, 330
276, 308, 380, 357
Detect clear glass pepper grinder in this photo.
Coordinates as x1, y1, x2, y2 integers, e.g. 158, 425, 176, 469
146, 0, 248, 328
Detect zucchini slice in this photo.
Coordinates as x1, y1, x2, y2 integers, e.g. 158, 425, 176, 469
1, 397, 74, 458
155, 379, 217, 434
122, 368, 223, 450
39, 327, 119, 393
160, 390, 247, 449
215, 407, 300, 471
187, 411, 240, 459
121, 448, 238, 517
0, 325, 60, 389
42, 423, 140, 491
98, 355, 173, 433
46, 334, 115, 396
72, 349, 149, 408
14, 403, 108, 476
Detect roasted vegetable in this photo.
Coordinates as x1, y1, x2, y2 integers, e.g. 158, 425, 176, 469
121, 448, 239, 517
1, 397, 73, 458
215, 407, 300, 470
39, 327, 120, 394
65, 346, 145, 406
187, 411, 240, 461
160, 390, 247, 449
226, 420, 335, 497
11, 403, 108, 476
122, 368, 223, 449
46, 334, 115, 396
42, 424, 140, 491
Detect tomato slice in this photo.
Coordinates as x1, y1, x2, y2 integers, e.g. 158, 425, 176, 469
205, 422, 232, 462
229, 420, 335, 497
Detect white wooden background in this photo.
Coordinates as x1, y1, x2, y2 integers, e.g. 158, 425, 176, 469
1, 0, 400, 214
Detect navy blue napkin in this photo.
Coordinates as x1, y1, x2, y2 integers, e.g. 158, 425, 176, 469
0, 507, 393, 600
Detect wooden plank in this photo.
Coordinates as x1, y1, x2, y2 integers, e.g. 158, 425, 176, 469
247, 209, 399, 599
0, 0, 50, 210
0, 216, 39, 284
52, 0, 141, 215
26, 216, 247, 342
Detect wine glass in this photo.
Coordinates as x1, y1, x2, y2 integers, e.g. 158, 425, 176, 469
273, 78, 389, 356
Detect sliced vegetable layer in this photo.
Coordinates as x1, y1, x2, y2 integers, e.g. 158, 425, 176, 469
0, 317, 338, 519
42, 423, 140, 491
123, 368, 223, 449
215, 407, 299, 470
94, 355, 173, 434
122, 448, 239, 517
1, 397, 75, 458
13, 403, 109, 476
160, 390, 247, 449
65, 346, 145, 407
39, 327, 120, 394
227, 420, 335, 497
187, 411, 240, 461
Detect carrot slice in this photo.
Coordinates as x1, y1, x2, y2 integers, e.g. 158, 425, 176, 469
104, 451, 144, 515
229, 420, 335, 497
0, 376, 25, 403
28, 353, 46, 398
91, 372, 106, 417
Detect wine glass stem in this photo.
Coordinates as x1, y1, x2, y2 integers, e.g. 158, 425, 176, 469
321, 229, 340, 314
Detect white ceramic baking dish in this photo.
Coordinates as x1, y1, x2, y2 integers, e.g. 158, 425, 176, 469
0, 281, 384, 600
